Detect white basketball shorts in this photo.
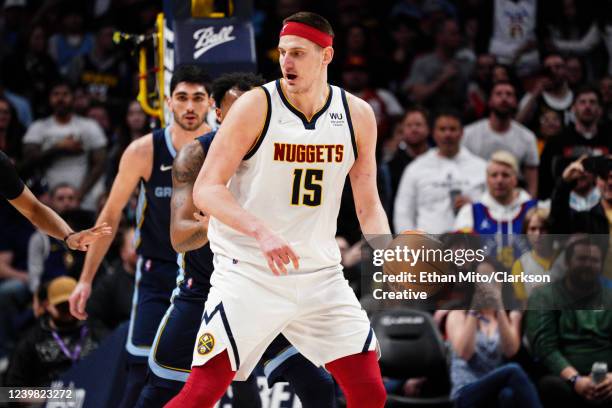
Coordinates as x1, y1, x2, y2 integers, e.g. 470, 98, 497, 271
191, 254, 379, 380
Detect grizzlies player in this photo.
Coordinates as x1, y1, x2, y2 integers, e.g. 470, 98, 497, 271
68, 65, 212, 408
138, 72, 336, 407
168, 12, 391, 408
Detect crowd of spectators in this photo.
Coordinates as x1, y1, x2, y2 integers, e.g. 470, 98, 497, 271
1, 0, 612, 407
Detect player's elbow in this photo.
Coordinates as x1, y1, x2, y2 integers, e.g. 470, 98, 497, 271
169, 226, 182, 253
355, 205, 372, 225
192, 183, 211, 213
355, 199, 382, 221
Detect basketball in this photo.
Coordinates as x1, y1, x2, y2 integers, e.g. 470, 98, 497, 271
381, 230, 451, 297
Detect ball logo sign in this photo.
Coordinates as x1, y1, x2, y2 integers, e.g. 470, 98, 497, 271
193, 26, 236, 59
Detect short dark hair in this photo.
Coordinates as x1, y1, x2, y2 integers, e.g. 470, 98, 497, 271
170, 64, 211, 96
564, 235, 608, 264
573, 84, 602, 106
50, 182, 76, 198
433, 109, 462, 126
403, 105, 430, 123
433, 17, 458, 37
87, 100, 109, 113
542, 52, 564, 64
490, 80, 516, 97
211, 72, 265, 106
283, 12, 334, 38
50, 79, 74, 94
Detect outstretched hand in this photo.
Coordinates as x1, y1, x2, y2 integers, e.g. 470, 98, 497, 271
65, 222, 112, 251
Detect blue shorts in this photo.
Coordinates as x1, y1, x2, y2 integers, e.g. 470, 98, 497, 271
261, 335, 296, 386
126, 256, 179, 360
148, 279, 210, 382
148, 279, 301, 386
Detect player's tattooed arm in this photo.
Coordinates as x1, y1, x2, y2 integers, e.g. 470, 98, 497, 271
170, 141, 209, 253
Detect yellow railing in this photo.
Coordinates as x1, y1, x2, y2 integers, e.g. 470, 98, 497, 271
191, 0, 234, 18
136, 13, 166, 125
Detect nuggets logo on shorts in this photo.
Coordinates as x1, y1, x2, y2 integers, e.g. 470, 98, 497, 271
197, 333, 215, 355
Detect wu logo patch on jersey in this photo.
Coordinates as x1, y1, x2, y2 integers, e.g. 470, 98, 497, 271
197, 333, 215, 355
193, 26, 236, 59
329, 112, 344, 127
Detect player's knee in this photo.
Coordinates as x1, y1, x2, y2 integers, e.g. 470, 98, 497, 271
327, 352, 386, 407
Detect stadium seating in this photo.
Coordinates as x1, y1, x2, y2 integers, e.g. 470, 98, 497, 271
372, 308, 453, 408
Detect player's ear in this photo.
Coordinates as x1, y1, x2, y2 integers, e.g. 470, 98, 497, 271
215, 107, 222, 123
166, 94, 173, 111
322, 46, 334, 66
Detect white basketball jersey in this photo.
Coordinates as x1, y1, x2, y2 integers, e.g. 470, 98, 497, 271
208, 80, 358, 274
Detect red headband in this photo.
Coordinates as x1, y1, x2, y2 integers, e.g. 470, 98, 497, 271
279, 22, 333, 48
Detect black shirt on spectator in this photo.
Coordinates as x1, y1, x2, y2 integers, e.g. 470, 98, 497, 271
5, 317, 101, 387
0, 150, 24, 200
538, 123, 612, 200
549, 178, 609, 235
86, 260, 135, 331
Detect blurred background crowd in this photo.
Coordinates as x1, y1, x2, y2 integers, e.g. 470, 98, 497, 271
1, 0, 612, 407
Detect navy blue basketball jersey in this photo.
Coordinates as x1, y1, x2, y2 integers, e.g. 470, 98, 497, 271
134, 127, 176, 262
472, 200, 536, 268
180, 130, 216, 288
197, 130, 215, 154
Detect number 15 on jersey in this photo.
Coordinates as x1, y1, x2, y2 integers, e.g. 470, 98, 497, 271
291, 169, 323, 207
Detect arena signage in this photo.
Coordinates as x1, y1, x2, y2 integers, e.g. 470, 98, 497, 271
193, 26, 236, 59
172, 19, 256, 78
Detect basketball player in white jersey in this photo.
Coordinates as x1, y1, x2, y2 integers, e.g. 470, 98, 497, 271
166, 12, 390, 408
